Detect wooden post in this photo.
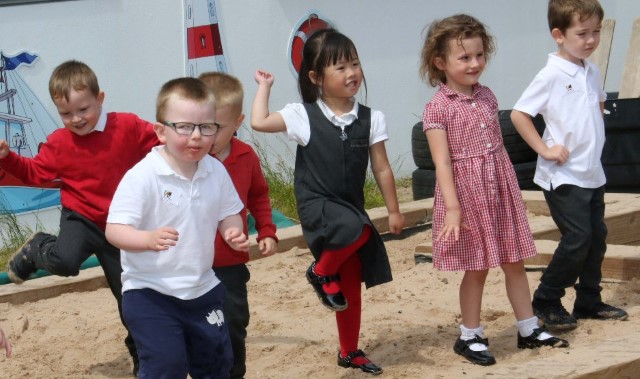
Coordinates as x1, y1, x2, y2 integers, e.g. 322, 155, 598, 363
619, 17, 640, 98
591, 19, 616, 89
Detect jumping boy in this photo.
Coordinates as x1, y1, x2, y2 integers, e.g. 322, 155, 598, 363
0, 60, 157, 375
511, 0, 628, 331
199, 71, 278, 378
106, 77, 249, 378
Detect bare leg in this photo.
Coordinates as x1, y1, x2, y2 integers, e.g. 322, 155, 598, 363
460, 270, 489, 328
501, 261, 534, 321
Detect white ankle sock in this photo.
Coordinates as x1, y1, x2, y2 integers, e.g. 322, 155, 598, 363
460, 325, 488, 351
517, 316, 552, 340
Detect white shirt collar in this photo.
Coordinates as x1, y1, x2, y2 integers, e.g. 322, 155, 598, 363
92, 108, 108, 132
316, 98, 359, 128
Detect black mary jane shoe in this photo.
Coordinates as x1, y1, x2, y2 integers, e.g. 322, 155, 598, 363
338, 350, 383, 375
453, 335, 496, 366
306, 262, 348, 311
517, 327, 570, 349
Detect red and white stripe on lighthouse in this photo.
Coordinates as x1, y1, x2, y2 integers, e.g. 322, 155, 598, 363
185, 0, 228, 77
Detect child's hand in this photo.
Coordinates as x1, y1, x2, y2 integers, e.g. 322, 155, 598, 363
541, 144, 569, 165
254, 70, 274, 87
0, 140, 9, 159
388, 211, 405, 235
0, 327, 12, 358
258, 237, 277, 257
436, 208, 469, 242
148, 226, 179, 251
224, 228, 250, 252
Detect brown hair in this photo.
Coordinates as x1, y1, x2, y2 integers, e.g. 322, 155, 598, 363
155, 77, 215, 122
48, 60, 100, 102
548, 0, 604, 33
198, 71, 243, 112
419, 14, 495, 87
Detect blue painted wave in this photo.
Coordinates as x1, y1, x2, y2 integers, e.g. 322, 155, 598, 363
0, 186, 61, 214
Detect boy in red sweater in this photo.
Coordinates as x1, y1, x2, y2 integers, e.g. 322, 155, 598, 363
0, 60, 157, 376
199, 71, 278, 379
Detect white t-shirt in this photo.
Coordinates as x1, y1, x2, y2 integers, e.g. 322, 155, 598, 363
107, 146, 244, 300
513, 53, 607, 190
277, 99, 388, 146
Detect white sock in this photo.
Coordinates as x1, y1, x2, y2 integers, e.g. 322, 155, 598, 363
517, 316, 552, 340
460, 325, 488, 351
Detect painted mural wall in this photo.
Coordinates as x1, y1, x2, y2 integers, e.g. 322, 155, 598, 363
0, 0, 638, 233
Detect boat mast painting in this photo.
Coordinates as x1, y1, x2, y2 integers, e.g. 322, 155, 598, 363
0, 51, 61, 236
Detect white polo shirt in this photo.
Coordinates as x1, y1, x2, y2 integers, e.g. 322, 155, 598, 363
513, 53, 607, 190
107, 146, 244, 300
278, 98, 388, 147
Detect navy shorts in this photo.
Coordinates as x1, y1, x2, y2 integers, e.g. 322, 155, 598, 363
123, 284, 232, 379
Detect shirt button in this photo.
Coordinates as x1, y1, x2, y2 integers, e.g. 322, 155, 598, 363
471, 102, 477, 108
480, 123, 486, 129
486, 143, 492, 148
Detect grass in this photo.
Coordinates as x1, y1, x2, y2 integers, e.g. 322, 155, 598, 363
0, 195, 36, 271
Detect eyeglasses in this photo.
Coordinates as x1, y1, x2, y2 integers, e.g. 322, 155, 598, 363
162, 121, 218, 136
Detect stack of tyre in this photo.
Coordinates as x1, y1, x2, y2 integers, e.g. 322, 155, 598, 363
411, 111, 545, 200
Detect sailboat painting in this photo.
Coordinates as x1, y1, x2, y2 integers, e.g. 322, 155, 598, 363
0, 51, 62, 236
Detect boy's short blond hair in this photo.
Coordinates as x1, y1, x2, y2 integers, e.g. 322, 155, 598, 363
548, 0, 604, 33
48, 60, 100, 102
155, 77, 216, 122
198, 72, 243, 114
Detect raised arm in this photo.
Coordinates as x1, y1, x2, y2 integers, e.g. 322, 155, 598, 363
511, 110, 568, 164
250, 70, 287, 133
370, 142, 404, 234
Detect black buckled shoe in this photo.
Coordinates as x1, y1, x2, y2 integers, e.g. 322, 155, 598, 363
305, 262, 348, 311
338, 349, 383, 375
532, 299, 578, 331
453, 335, 496, 366
573, 302, 629, 321
518, 327, 570, 349
6, 232, 46, 284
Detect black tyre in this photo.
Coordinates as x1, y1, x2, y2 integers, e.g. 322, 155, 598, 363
498, 110, 545, 164
512, 161, 537, 190
412, 168, 436, 200
411, 122, 435, 170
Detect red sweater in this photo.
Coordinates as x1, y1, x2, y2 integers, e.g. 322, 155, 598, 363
214, 138, 277, 267
0, 112, 158, 230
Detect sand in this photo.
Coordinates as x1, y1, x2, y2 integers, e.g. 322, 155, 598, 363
1, 225, 639, 378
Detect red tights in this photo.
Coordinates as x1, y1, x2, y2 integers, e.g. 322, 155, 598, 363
314, 225, 371, 359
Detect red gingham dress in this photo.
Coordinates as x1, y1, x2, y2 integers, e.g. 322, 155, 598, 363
422, 83, 537, 271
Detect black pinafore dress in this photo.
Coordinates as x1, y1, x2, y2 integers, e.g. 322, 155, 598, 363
294, 102, 392, 288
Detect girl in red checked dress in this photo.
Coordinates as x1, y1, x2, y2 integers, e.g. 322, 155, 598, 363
419, 14, 569, 366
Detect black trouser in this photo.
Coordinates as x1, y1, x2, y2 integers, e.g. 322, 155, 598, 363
215, 264, 250, 379
32, 207, 137, 361
533, 185, 607, 310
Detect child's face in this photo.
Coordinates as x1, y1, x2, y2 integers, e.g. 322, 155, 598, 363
54, 88, 104, 136
155, 96, 217, 166
313, 56, 363, 101
209, 104, 243, 158
436, 36, 486, 95
554, 14, 601, 65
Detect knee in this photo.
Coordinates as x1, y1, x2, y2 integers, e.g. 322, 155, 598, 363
46, 257, 81, 276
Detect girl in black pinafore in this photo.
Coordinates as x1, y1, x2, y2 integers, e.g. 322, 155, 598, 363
251, 29, 404, 375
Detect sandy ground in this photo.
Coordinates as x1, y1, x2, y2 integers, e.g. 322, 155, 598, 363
0, 221, 639, 379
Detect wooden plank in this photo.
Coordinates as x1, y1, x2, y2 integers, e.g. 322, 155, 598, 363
591, 19, 616, 88
619, 17, 640, 98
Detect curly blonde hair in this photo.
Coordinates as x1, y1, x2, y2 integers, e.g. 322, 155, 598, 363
419, 14, 495, 87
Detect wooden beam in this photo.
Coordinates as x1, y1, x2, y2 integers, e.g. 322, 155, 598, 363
591, 19, 616, 88
619, 17, 640, 98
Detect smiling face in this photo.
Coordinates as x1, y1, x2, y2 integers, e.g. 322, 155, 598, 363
155, 95, 217, 175
553, 13, 601, 65
54, 88, 104, 136
435, 36, 486, 96
314, 55, 363, 101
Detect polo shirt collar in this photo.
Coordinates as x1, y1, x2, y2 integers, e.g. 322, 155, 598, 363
316, 98, 358, 127
547, 53, 582, 76
92, 108, 108, 132
151, 146, 214, 180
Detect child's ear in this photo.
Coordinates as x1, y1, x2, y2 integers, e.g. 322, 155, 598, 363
551, 28, 564, 44
308, 70, 319, 85
434, 57, 446, 71
154, 122, 167, 143
234, 114, 245, 131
